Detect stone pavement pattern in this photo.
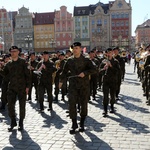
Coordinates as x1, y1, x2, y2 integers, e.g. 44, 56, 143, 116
0, 62, 150, 150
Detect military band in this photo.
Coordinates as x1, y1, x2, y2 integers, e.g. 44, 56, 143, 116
0, 43, 150, 134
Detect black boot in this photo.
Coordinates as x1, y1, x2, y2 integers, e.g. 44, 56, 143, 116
102, 105, 108, 117
54, 95, 58, 103
8, 118, 17, 132
79, 117, 85, 132
48, 103, 53, 111
18, 119, 24, 131
69, 119, 78, 134
110, 104, 115, 113
39, 102, 44, 112
0, 104, 5, 111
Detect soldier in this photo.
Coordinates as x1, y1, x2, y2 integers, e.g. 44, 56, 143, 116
54, 52, 67, 102
27, 52, 39, 101
37, 51, 57, 112
113, 47, 125, 100
88, 50, 99, 100
0, 46, 31, 131
144, 44, 150, 105
100, 48, 120, 117
59, 42, 97, 134
0, 54, 10, 111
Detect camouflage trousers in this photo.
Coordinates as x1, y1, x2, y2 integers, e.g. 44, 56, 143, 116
68, 88, 89, 119
7, 89, 26, 120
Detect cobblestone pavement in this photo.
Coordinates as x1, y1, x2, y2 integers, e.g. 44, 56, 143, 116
0, 61, 150, 150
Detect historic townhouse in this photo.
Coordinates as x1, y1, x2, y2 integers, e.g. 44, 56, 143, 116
14, 6, 34, 52
33, 12, 55, 52
54, 6, 73, 51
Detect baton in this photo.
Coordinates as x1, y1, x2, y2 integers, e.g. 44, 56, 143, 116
68, 75, 79, 79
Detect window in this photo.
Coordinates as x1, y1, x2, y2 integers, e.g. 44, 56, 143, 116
126, 21, 129, 26
125, 13, 129, 18
97, 19, 102, 25
104, 19, 107, 25
111, 14, 115, 18
92, 20, 95, 25
97, 28, 100, 33
121, 13, 124, 18
112, 22, 115, 26
62, 41, 66, 46
63, 33, 65, 37
57, 41, 60, 46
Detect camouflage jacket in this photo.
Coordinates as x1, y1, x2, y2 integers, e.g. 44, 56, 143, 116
60, 54, 97, 89
0, 57, 31, 91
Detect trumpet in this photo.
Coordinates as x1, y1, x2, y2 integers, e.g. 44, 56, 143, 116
33, 60, 44, 76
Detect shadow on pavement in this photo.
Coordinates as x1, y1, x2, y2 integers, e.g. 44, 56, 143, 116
2, 130, 41, 150
72, 131, 113, 150
108, 112, 150, 134
40, 110, 68, 129
86, 116, 106, 132
118, 94, 149, 114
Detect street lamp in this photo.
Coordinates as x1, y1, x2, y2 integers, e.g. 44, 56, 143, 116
24, 35, 33, 52
49, 38, 56, 51
0, 36, 4, 54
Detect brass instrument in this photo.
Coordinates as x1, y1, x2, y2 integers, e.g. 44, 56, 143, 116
135, 53, 141, 62
120, 50, 127, 58
55, 60, 61, 69
139, 59, 145, 70
33, 60, 44, 76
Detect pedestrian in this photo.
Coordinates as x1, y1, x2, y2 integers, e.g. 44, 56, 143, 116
0, 46, 31, 131
59, 42, 97, 134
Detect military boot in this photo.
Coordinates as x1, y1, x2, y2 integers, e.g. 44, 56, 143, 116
79, 117, 86, 132
8, 118, 17, 132
102, 105, 108, 117
39, 102, 44, 112
69, 119, 78, 134
48, 103, 53, 111
18, 119, 24, 131
110, 104, 115, 113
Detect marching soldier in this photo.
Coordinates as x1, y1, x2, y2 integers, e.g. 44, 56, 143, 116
0, 54, 10, 111
0, 46, 31, 131
100, 48, 120, 117
59, 42, 97, 134
27, 52, 39, 101
37, 51, 57, 112
88, 50, 99, 100
54, 52, 67, 102
144, 44, 150, 105
113, 47, 125, 100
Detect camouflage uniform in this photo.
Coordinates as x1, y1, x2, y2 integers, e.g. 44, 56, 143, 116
114, 55, 125, 99
100, 57, 120, 115
60, 54, 97, 119
0, 57, 30, 122
54, 59, 66, 101
28, 59, 39, 101
38, 59, 57, 111
144, 55, 150, 104
89, 57, 99, 100
0, 70, 9, 110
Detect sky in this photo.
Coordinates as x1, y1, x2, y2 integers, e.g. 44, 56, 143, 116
1, 0, 150, 36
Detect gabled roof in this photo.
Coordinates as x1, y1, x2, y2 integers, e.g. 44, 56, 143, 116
74, 1, 110, 16
33, 12, 55, 25
74, 6, 90, 16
